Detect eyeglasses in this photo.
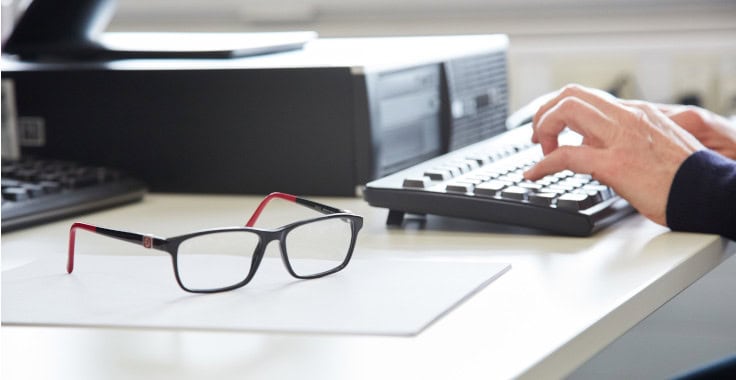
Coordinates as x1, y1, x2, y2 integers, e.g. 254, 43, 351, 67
67, 192, 364, 293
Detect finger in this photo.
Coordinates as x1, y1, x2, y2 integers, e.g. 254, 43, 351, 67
660, 106, 704, 135
623, 100, 668, 125
620, 100, 682, 116
531, 84, 621, 141
625, 101, 724, 138
623, 101, 705, 152
534, 96, 613, 155
523, 145, 603, 181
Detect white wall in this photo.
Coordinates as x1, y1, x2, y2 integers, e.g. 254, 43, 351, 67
4, 1, 735, 112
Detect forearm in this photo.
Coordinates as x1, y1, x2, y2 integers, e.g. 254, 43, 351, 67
667, 150, 736, 241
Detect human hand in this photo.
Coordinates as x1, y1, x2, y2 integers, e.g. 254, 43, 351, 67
523, 84, 705, 225
652, 104, 736, 160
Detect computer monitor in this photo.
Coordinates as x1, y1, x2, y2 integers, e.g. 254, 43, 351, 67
2, 0, 316, 60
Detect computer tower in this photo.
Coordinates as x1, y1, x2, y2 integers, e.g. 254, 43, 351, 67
2, 34, 509, 196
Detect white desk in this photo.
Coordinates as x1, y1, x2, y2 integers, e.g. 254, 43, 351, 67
2, 194, 733, 379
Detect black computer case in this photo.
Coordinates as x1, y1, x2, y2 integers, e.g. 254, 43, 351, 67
2, 35, 509, 196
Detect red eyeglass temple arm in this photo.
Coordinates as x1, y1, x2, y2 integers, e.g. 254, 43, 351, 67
67, 222, 165, 274
245, 192, 344, 227
67, 222, 96, 273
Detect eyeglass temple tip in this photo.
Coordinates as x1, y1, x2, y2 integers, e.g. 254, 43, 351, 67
68, 222, 97, 274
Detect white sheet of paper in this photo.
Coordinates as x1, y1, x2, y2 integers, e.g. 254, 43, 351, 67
2, 255, 509, 336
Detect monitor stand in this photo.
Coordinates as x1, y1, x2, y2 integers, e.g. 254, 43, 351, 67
94, 31, 317, 59
2, 0, 315, 60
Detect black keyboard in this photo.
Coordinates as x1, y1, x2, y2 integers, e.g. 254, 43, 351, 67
363, 124, 633, 236
2, 157, 146, 232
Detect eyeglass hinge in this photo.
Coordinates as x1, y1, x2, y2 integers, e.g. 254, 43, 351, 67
142, 234, 154, 249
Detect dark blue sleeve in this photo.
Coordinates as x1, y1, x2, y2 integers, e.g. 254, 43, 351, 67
666, 150, 736, 241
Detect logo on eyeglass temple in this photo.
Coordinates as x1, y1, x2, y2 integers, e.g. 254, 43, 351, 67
143, 235, 153, 249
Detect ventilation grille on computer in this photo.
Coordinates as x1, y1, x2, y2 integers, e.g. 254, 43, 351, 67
444, 50, 509, 151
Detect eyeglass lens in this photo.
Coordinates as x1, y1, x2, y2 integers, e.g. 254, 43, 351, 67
284, 216, 354, 277
175, 217, 355, 291
176, 230, 260, 291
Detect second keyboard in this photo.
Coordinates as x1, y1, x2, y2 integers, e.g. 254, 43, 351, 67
2, 157, 147, 232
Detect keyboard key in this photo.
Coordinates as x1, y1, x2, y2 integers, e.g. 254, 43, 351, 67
498, 173, 523, 183
15, 168, 39, 181
540, 187, 566, 195
583, 184, 612, 200
559, 177, 589, 188
22, 184, 45, 197
448, 161, 473, 174
466, 173, 494, 182
436, 165, 462, 177
517, 181, 543, 192
461, 178, 484, 185
556, 192, 595, 211
39, 181, 62, 194
479, 168, 506, 178
474, 180, 507, 197
61, 174, 99, 189
539, 175, 559, 185
1, 178, 22, 189
456, 159, 480, 172
574, 189, 603, 203
548, 183, 576, 193
501, 186, 529, 201
403, 177, 431, 189
554, 170, 574, 179
529, 192, 557, 207
38, 172, 64, 182
424, 170, 452, 181
490, 150, 504, 160
3, 187, 29, 201
446, 182, 474, 193
466, 155, 490, 166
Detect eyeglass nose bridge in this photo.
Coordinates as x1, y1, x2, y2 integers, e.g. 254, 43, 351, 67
247, 228, 292, 278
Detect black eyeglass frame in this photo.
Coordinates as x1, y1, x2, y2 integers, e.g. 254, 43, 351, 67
67, 192, 364, 293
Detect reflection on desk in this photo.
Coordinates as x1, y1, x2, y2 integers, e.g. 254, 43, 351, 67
2, 194, 732, 380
